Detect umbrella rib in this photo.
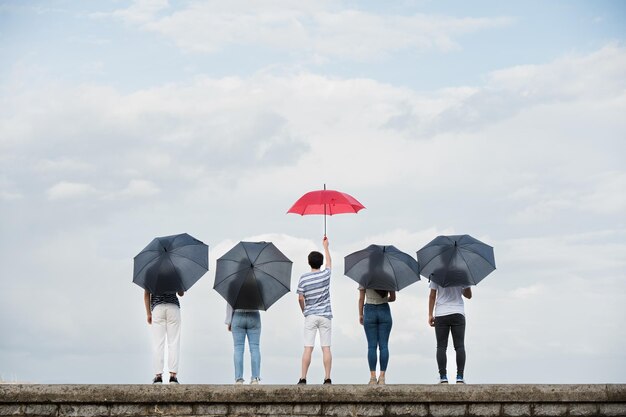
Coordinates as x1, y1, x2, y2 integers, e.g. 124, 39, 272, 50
251, 242, 270, 265
384, 256, 400, 291
254, 260, 292, 266
169, 252, 208, 270
214, 265, 251, 286
251, 269, 267, 310
133, 253, 163, 280
459, 245, 496, 268
457, 249, 478, 285
164, 254, 184, 291
419, 246, 453, 275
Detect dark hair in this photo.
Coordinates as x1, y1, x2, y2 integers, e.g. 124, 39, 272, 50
308, 251, 323, 269
374, 290, 389, 298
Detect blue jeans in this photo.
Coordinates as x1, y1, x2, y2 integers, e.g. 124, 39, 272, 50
231, 311, 261, 381
363, 303, 393, 372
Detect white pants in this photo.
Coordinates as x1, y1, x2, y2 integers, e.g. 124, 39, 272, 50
151, 303, 181, 375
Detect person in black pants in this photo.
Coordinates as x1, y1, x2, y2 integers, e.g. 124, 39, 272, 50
428, 283, 472, 384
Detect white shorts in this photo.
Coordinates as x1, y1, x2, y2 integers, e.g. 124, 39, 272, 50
303, 315, 332, 347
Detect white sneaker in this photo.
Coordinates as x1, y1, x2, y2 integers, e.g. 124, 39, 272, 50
250, 378, 260, 385
235, 380, 244, 385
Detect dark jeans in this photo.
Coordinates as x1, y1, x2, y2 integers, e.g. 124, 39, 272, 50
363, 303, 393, 372
434, 313, 466, 377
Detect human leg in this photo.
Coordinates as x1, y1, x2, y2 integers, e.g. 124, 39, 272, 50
378, 303, 393, 373
231, 312, 246, 382
246, 312, 262, 381
151, 304, 167, 376
449, 314, 466, 378
434, 315, 452, 379
165, 304, 181, 376
321, 346, 332, 380
319, 317, 332, 380
362, 304, 379, 373
301, 315, 317, 380
301, 346, 313, 380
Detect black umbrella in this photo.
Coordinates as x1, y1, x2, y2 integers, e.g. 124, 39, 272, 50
214, 241, 293, 310
133, 233, 208, 294
344, 244, 420, 291
417, 234, 495, 287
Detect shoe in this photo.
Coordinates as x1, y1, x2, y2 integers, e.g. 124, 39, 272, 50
152, 375, 163, 384
250, 378, 260, 385
456, 375, 465, 384
169, 375, 179, 384
377, 376, 385, 385
297, 378, 307, 385
439, 375, 448, 384
323, 378, 332, 385
235, 379, 244, 385
368, 376, 377, 385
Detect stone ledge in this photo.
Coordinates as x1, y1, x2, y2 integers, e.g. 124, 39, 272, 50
0, 385, 624, 404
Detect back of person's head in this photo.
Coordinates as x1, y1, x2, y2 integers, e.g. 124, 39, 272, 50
308, 251, 323, 269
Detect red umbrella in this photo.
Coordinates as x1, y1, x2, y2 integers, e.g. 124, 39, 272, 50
287, 184, 365, 235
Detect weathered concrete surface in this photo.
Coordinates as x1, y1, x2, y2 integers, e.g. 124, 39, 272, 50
1, 384, 624, 404
1, 385, 625, 417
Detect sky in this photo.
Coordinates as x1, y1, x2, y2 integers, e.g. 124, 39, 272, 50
0, 0, 625, 385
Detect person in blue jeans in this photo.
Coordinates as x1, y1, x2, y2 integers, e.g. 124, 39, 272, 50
358, 287, 396, 384
225, 303, 261, 384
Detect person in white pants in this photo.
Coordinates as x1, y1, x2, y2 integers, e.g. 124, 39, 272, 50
144, 290, 184, 384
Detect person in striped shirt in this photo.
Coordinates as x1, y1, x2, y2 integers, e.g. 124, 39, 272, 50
297, 236, 333, 385
144, 290, 184, 384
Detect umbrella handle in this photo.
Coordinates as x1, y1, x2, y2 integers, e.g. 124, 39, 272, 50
324, 183, 327, 236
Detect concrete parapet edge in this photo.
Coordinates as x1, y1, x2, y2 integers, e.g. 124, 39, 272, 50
0, 384, 624, 404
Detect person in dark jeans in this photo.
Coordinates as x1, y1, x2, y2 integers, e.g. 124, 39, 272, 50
428, 283, 472, 384
358, 288, 396, 384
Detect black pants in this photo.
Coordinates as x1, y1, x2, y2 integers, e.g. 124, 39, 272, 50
434, 313, 466, 377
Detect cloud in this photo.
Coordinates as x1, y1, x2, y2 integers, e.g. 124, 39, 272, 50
99, 1, 511, 60
46, 181, 98, 200
384, 44, 626, 138
106, 179, 161, 200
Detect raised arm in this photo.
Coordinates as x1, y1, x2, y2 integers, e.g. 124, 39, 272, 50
323, 236, 331, 269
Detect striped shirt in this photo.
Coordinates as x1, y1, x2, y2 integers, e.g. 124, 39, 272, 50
297, 268, 332, 319
150, 293, 180, 311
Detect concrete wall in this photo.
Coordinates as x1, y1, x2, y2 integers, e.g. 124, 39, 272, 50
1, 384, 625, 417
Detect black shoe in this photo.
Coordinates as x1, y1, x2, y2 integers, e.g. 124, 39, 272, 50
169, 375, 179, 384
297, 378, 307, 385
152, 375, 163, 384
323, 378, 332, 385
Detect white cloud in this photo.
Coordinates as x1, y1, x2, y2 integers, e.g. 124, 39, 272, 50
108, 179, 161, 200
101, 1, 511, 60
46, 181, 98, 200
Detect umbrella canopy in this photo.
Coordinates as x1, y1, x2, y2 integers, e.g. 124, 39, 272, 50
287, 184, 365, 235
133, 233, 208, 294
344, 244, 420, 291
417, 234, 495, 287
214, 241, 293, 310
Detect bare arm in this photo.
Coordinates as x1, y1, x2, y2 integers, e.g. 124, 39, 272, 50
428, 289, 437, 327
144, 290, 152, 325
323, 237, 332, 269
298, 294, 305, 313
388, 291, 396, 302
463, 287, 472, 299
358, 289, 365, 325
